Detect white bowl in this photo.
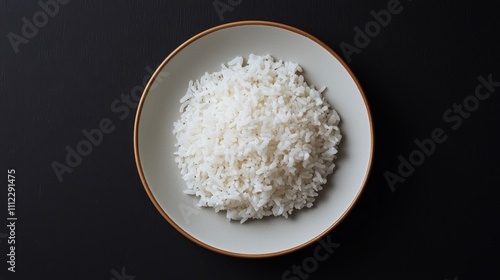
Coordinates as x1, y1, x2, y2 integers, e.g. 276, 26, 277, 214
134, 21, 374, 257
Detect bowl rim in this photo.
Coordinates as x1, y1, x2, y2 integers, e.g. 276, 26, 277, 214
133, 20, 374, 258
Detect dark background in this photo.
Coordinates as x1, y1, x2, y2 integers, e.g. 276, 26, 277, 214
1, 0, 499, 279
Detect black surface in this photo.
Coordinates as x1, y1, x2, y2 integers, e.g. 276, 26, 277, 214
1, 0, 499, 279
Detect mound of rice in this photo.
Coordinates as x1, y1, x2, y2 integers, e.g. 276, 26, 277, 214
173, 54, 341, 223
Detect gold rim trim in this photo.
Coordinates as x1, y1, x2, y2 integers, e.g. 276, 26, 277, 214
133, 20, 374, 258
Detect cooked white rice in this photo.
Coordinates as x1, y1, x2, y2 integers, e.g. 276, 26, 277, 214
173, 54, 341, 223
